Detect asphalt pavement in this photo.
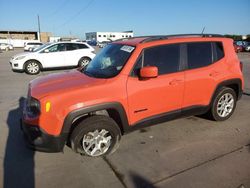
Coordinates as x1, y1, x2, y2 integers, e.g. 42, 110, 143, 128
0, 49, 250, 188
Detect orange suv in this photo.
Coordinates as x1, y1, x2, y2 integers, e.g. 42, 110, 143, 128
22, 34, 244, 157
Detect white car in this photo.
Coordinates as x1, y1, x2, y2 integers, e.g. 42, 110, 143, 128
245, 45, 250, 52
10, 42, 96, 74
0, 43, 14, 51
24, 42, 43, 51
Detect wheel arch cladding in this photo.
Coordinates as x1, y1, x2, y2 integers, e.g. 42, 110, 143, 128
61, 102, 129, 135
211, 78, 242, 105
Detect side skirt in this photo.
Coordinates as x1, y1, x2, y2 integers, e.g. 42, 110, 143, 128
123, 105, 209, 134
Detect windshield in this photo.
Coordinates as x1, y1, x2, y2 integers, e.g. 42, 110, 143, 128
34, 43, 51, 52
83, 43, 135, 78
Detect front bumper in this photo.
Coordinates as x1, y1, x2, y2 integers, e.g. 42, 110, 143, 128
9, 59, 24, 70
21, 120, 67, 152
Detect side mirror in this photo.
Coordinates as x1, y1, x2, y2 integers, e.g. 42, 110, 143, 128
44, 49, 49, 53
140, 66, 158, 79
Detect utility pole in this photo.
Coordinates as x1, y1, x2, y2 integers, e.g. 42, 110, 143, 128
37, 15, 41, 41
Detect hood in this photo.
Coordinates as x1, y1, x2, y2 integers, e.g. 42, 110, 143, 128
11, 52, 34, 59
30, 70, 107, 99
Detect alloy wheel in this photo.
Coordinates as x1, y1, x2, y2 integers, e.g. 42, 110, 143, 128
82, 129, 112, 157
216, 93, 234, 117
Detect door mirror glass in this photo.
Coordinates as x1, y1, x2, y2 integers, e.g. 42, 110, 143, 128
140, 66, 158, 78
44, 49, 49, 53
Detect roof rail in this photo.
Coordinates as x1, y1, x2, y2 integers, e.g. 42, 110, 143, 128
114, 36, 149, 42
140, 34, 224, 43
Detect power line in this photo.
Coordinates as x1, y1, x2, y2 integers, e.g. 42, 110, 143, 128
49, 0, 70, 17
58, 0, 94, 28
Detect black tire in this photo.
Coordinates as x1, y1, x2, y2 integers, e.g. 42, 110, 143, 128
78, 57, 91, 68
208, 87, 237, 121
24, 60, 41, 75
70, 115, 121, 157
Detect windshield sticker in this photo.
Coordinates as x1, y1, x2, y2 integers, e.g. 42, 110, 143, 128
120, 45, 135, 53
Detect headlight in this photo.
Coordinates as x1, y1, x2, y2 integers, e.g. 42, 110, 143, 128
15, 56, 26, 60
26, 97, 40, 117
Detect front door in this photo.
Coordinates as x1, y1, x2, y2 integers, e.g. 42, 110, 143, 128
39, 43, 66, 68
127, 43, 184, 125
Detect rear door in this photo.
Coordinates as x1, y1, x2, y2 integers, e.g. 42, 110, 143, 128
183, 42, 225, 108
64, 43, 92, 66
127, 43, 185, 125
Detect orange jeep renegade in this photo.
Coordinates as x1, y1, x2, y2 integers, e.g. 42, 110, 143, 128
22, 34, 244, 157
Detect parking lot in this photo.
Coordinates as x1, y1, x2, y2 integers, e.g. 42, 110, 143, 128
0, 49, 250, 188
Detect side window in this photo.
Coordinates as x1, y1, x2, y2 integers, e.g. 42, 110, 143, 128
143, 44, 180, 75
131, 55, 143, 76
187, 42, 212, 69
46, 44, 66, 52
213, 42, 224, 62
66, 43, 78, 51
131, 44, 180, 76
77, 43, 88, 49
47, 44, 58, 52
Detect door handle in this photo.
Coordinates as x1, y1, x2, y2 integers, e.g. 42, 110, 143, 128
209, 71, 220, 77
169, 79, 182, 85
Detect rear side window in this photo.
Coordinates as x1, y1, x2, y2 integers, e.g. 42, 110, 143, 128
213, 42, 224, 62
77, 43, 88, 49
66, 43, 78, 51
187, 42, 212, 69
143, 44, 180, 75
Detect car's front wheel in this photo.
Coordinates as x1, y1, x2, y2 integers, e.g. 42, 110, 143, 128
24, 60, 41, 75
70, 115, 121, 157
210, 87, 237, 121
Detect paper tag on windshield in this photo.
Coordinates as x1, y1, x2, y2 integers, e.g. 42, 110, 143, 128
120, 45, 135, 53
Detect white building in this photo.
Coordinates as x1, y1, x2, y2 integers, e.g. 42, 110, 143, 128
85, 31, 133, 43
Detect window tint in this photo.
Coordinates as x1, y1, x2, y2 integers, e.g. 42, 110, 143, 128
143, 44, 180, 75
66, 43, 79, 51
187, 42, 212, 69
132, 55, 143, 76
77, 43, 88, 49
33, 43, 39, 45
27, 42, 42, 45
214, 42, 224, 61
132, 44, 180, 76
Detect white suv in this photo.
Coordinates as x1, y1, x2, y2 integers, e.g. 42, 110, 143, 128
24, 42, 43, 51
10, 42, 96, 74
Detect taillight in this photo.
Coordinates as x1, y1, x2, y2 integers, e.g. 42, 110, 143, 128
240, 61, 243, 72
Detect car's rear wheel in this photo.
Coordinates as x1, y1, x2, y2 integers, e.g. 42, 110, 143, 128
70, 115, 121, 157
209, 87, 237, 121
25, 60, 41, 75
78, 57, 91, 68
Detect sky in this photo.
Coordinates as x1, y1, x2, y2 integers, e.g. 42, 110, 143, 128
0, 0, 249, 39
